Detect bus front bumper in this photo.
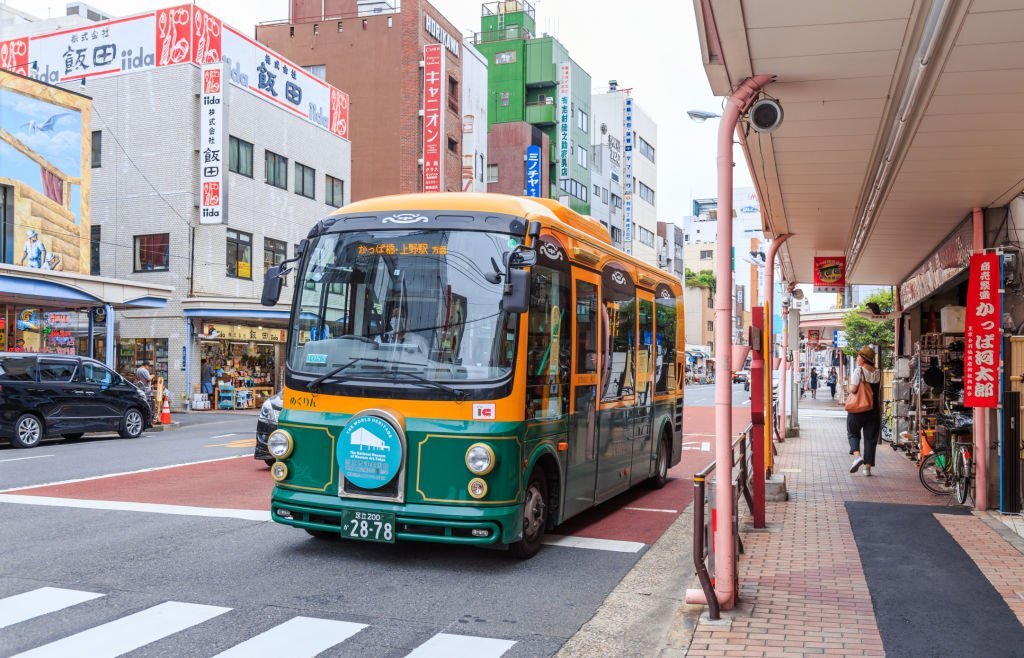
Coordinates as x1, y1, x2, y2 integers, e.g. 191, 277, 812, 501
270, 487, 524, 546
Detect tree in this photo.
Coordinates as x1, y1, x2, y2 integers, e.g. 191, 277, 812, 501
841, 289, 895, 368
685, 268, 716, 293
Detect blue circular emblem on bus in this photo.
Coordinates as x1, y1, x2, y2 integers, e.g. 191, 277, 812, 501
339, 415, 403, 489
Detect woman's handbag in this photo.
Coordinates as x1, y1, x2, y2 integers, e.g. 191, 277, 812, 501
845, 368, 874, 413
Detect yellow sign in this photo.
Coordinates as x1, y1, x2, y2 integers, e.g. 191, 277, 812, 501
202, 323, 287, 343
238, 261, 251, 278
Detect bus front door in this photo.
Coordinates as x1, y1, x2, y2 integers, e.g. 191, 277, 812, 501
630, 292, 656, 484
563, 273, 600, 519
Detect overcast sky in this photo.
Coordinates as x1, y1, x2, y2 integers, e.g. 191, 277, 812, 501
9, 0, 756, 223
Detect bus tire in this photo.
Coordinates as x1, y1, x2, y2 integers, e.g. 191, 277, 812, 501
510, 469, 548, 559
648, 433, 670, 489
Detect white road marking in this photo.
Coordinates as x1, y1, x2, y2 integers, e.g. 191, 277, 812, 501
701, 442, 711, 452
0, 455, 54, 463
622, 506, 678, 514
211, 433, 238, 439
406, 633, 516, 658
0, 455, 250, 493
541, 535, 645, 553
0, 588, 104, 630
0, 494, 271, 522
12, 601, 230, 658
212, 617, 367, 658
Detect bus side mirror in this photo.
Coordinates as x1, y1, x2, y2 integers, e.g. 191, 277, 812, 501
262, 266, 283, 307
501, 267, 530, 314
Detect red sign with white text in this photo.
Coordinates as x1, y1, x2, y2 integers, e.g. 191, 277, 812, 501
422, 44, 445, 193
813, 256, 846, 293
964, 253, 1001, 408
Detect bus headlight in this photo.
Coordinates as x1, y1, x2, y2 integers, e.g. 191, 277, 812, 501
271, 462, 289, 482
268, 430, 293, 459
465, 443, 495, 475
468, 477, 488, 499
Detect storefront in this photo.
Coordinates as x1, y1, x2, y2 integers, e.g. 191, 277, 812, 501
182, 299, 290, 411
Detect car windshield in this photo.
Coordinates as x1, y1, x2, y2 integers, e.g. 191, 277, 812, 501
288, 229, 518, 386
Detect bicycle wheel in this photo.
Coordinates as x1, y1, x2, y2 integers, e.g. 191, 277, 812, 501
919, 452, 953, 495
953, 450, 971, 505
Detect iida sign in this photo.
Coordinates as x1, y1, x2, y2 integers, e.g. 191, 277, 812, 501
0, 4, 349, 140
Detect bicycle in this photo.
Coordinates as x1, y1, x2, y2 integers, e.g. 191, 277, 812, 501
880, 400, 895, 448
918, 412, 973, 504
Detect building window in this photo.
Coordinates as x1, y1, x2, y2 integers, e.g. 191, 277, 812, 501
264, 237, 287, 283
478, 153, 484, 182
90, 225, 100, 275
707, 320, 714, 332
639, 180, 655, 205
577, 108, 588, 133
639, 226, 654, 247
610, 226, 622, 244
487, 164, 498, 183
610, 193, 622, 209
700, 249, 713, 260
313, 23, 319, 36
325, 175, 345, 208
708, 294, 714, 308
133, 233, 169, 272
639, 136, 655, 163
226, 229, 252, 279
265, 151, 287, 189
593, 183, 600, 197
295, 162, 315, 199
362, 19, 367, 29
448, 76, 459, 112
500, 92, 510, 107
228, 136, 253, 177
576, 145, 587, 168
495, 51, 516, 65
447, 136, 458, 153
337, 20, 343, 31
602, 187, 609, 204
302, 64, 326, 80
91, 130, 101, 168
387, 16, 393, 27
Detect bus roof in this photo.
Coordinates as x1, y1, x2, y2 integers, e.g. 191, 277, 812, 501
331, 192, 680, 292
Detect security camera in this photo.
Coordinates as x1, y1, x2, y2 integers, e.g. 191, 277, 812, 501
791, 288, 805, 300
748, 98, 784, 134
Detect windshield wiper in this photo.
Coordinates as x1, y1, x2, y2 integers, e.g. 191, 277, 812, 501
385, 369, 467, 401
308, 358, 467, 400
308, 357, 389, 391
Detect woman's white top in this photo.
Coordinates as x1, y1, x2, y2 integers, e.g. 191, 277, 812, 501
851, 366, 881, 386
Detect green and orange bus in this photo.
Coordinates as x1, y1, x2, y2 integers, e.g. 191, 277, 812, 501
261, 193, 684, 558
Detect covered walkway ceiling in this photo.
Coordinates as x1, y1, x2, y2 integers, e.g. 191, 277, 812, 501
695, 0, 1024, 285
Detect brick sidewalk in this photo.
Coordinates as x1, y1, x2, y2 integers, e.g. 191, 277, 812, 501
685, 398, 1024, 656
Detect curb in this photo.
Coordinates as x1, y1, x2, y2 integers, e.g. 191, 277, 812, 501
555, 496, 705, 657
145, 422, 180, 433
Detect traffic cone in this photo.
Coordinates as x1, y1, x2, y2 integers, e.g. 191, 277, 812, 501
160, 397, 172, 425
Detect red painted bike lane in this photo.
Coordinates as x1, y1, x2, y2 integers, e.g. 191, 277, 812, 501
7, 405, 751, 547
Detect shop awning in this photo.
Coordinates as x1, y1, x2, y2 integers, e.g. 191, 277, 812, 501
0, 264, 172, 309
181, 297, 290, 321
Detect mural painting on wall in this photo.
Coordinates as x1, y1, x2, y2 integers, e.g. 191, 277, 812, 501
0, 69, 91, 274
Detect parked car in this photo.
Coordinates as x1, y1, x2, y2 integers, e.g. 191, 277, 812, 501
0, 353, 151, 449
255, 391, 282, 467
732, 370, 749, 384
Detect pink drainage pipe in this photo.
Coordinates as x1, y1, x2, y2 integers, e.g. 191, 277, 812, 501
973, 206, 988, 511
765, 234, 792, 442
685, 73, 773, 610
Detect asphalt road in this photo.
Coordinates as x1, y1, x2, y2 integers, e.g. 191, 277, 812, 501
0, 400, 724, 657
684, 382, 751, 407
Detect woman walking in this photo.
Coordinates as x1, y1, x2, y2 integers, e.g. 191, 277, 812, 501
827, 367, 838, 400
809, 368, 818, 400
848, 346, 882, 476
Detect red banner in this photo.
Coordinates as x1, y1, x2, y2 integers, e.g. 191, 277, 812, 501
813, 256, 846, 293
964, 253, 1001, 408
422, 44, 444, 193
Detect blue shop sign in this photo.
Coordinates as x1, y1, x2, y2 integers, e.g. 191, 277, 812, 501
525, 145, 542, 197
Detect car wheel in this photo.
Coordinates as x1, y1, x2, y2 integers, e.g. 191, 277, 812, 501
648, 433, 670, 489
12, 414, 44, 449
264, 458, 276, 467
510, 470, 548, 559
61, 433, 85, 441
119, 408, 145, 439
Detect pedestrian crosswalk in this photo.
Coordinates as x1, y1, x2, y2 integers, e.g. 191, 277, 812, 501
1, 587, 517, 658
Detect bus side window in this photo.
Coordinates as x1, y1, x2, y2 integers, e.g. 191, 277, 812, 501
601, 264, 636, 401
576, 281, 598, 374
637, 297, 654, 404
655, 287, 677, 394
526, 264, 570, 419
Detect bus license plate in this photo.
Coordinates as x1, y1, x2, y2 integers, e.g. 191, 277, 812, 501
340, 510, 396, 544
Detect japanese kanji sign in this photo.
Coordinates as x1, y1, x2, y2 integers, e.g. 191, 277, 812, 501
422, 44, 444, 193
623, 94, 634, 255
558, 62, 571, 183
199, 62, 225, 225
813, 256, 846, 293
964, 252, 1001, 408
525, 144, 541, 197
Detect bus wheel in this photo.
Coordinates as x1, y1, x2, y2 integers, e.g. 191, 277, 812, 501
648, 434, 670, 489
511, 470, 548, 559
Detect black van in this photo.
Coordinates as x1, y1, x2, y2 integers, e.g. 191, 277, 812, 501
0, 353, 151, 449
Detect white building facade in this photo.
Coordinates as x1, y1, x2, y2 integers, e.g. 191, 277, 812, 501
461, 36, 488, 193
2, 4, 352, 410
591, 85, 658, 265
590, 129, 624, 249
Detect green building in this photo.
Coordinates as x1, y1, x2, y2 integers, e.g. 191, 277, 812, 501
474, 1, 592, 214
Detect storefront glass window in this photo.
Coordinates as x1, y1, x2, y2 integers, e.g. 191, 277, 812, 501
117, 338, 168, 383
133, 233, 169, 272
227, 229, 252, 279
3, 307, 79, 354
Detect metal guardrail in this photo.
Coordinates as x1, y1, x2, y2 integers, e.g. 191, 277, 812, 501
692, 422, 755, 620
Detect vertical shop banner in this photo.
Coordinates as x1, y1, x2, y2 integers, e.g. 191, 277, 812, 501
964, 252, 1002, 408
199, 62, 225, 225
623, 95, 634, 255
812, 256, 846, 293
422, 44, 444, 193
525, 144, 541, 197
558, 62, 571, 182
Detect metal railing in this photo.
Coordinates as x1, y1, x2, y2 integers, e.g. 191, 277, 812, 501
692, 422, 755, 620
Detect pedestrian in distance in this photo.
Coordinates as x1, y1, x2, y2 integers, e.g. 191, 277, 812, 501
200, 358, 215, 397
810, 367, 818, 400
135, 361, 152, 388
827, 366, 838, 400
847, 346, 881, 477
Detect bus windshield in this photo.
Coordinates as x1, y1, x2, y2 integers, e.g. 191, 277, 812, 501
288, 229, 518, 389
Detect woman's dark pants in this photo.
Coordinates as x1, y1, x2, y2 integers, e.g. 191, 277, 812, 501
847, 412, 879, 466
